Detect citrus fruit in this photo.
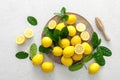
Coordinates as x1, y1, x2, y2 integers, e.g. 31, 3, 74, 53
67, 26, 76, 36
76, 23, 86, 32
16, 35, 26, 45
82, 42, 92, 55
41, 62, 54, 72
72, 54, 83, 61
74, 44, 84, 55
66, 14, 77, 24
32, 54, 44, 66
52, 46, 63, 56
41, 37, 52, 48
24, 28, 34, 38
56, 22, 65, 31
61, 56, 73, 66
80, 31, 90, 41
60, 38, 70, 48
48, 20, 57, 29
88, 62, 100, 74
63, 46, 74, 57
71, 35, 82, 46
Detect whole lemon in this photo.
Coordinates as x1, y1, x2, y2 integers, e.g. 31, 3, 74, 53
82, 42, 92, 55
41, 62, 54, 73
67, 26, 76, 36
66, 14, 77, 24
60, 38, 70, 48
72, 54, 83, 61
52, 46, 63, 56
42, 37, 52, 48
71, 35, 82, 46
63, 46, 74, 57
56, 22, 65, 31
88, 62, 100, 74
32, 54, 44, 66
61, 56, 73, 66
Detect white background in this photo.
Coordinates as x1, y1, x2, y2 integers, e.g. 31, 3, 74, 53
0, 0, 120, 80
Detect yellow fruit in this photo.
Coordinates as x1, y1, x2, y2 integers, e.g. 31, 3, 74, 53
24, 28, 34, 38
66, 14, 77, 24
52, 46, 63, 56
48, 20, 57, 29
60, 38, 70, 48
67, 26, 76, 36
56, 22, 65, 31
76, 23, 86, 32
41, 62, 54, 72
80, 31, 90, 41
32, 54, 44, 66
88, 62, 100, 74
42, 37, 52, 48
82, 42, 92, 55
74, 44, 84, 55
61, 56, 73, 66
16, 35, 26, 45
71, 35, 82, 46
63, 46, 74, 57
72, 54, 83, 61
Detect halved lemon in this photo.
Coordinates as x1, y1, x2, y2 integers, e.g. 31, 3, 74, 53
48, 20, 57, 29
74, 44, 84, 55
24, 28, 34, 38
76, 23, 86, 32
80, 31, 90, 41
16, 35, 26, 45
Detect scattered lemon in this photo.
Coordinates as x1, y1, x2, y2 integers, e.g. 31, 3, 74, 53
60, 38, 70, 48
41, 62, 54, 73
32, 54, 44, 66
71, 35, 82, 46
80, 31, 90, 41
56, 22, 65, 31
67, 26, 76, 36
88, 62, 100, 74
24, 28, 34, 38
66, 14, 77, 24
82, 42, 92, 55
74, 44, 84, 55
72, 53, 83, 61
16, 35, 26, 45
41, 37, 52, 48
63, 46, 74, 57
52, 46, 63, 56
48, 20, 57, 29
76, 23, 86, 32
61, 56, 73, 66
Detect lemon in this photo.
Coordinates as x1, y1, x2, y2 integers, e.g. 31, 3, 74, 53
41, 62, 54, 73
56, 22, 65, 31
16, 35, 26, 45
67, 26, 76, 36
52, 46, 63, 56
66, 14, 77, 24
88, 62, 100, 74
82, 42, 92, 55
63, 46, 74, 57
60, 38, 70, 48
80, 31, 90, 41
61, 56, 73, 66
48, 20, 57, 29
24, 28, 34, 38
74, 44, 84, 55
76, 23, 86, 32
32, 54, 44, 66
72, 54, 83, 61
71, 35, 82, 46
42, 37, 52, 48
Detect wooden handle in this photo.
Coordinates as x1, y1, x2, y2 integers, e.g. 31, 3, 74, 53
102, 30, 110, 41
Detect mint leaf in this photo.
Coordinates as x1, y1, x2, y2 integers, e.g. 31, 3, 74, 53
60, 7, 66, 15
53, 29, 60, 46
61, 15, 68, 22
27, 16, 37, 26
98, 39, 102, 46
60, 26, 69, 38
16, 51, 29, 59
39, 45, 52, 54
69, 63, 83, 71
44, 27, 54, 40
83, 54, 93, 63
30, 43, 37, 58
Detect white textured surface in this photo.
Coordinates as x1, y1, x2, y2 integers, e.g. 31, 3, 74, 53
0, 0, 119, 80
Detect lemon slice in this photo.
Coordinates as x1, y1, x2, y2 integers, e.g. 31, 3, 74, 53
76, 23, 86, 32
48, 20, 57, 29
80, 31, 90, 41
16, 35, 25, 45
24, 28, 34, 38
74, 44, 84, 55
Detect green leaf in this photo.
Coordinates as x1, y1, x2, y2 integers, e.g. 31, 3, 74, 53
16, 51, 29, 59
44, 27, 54, 40
27, 16, 37, 26
83, 54, 93, 63
39, 45, 52, 54
61, 15, 68, 22
98, 39, 102, 46
30, 43, 37, 58
69, 63, 83, 71
60, 26, 69, 38
60, 7, 66, 15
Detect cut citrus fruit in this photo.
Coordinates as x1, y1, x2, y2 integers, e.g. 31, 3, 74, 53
74, 44, 84, 55
80, 31, 90, 41
24, 28, 34, 38
76, 23, 86, 32
16, 35, 26, 45
48, 20, 57, 29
